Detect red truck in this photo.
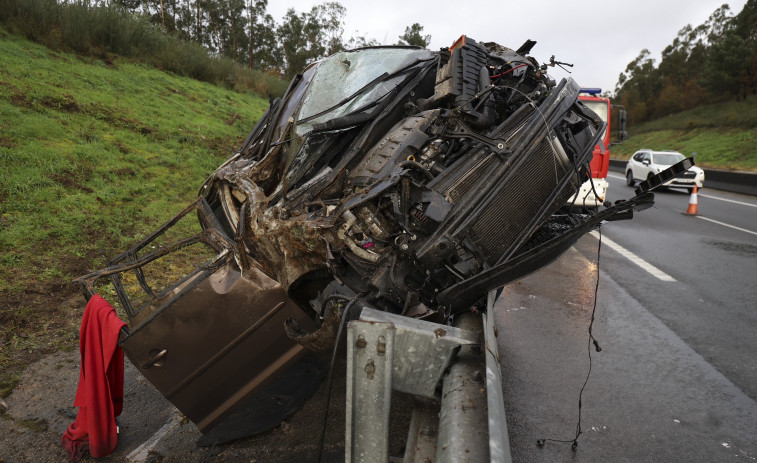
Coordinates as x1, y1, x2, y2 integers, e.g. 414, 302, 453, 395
569, 88, 627, 208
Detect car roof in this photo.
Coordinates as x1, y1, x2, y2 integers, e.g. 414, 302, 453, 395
634, 149, 682, 155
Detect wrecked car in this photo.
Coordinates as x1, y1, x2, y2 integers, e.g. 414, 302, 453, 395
76, 36, 690, 438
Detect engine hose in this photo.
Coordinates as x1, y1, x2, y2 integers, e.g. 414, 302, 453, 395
338, 210, 380, 262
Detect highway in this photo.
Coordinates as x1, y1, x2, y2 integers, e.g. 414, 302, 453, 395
497, 176, 757, 462
601, 173, 757, 400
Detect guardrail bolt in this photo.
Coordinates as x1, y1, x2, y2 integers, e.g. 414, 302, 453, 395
356, 334, 367, 349
365, 360, 376, 380
470, 370, 484, 384
420, 426, 436, 438
377, 336, 386, 356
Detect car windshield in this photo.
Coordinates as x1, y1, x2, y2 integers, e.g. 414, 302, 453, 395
653, 152, 685, 165
295, 47, 435, 135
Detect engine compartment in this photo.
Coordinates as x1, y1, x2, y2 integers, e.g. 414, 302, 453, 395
200, 37, 608, 320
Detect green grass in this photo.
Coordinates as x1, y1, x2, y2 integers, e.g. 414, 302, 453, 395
0, 0, 289, 97
611, 95, 757, 171
0, 30, 269, 395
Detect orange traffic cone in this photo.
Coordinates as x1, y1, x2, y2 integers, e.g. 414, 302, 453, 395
685, 185, 699, 215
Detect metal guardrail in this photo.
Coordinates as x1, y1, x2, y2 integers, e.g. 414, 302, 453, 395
609, 159, 757, 196
346, 290, 512, 463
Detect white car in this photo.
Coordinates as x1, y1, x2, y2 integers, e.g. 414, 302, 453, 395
625, 149, 704, 192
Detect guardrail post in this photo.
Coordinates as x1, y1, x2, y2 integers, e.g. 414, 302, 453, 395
346, 321, 395, 463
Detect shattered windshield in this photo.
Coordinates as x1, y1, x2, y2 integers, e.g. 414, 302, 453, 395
653, 152, 685, 165
295, 47, 435, 135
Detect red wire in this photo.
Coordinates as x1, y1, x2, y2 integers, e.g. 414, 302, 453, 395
490, 63, 528, 80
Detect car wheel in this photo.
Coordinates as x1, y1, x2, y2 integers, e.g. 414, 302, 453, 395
626, 170, 635, 187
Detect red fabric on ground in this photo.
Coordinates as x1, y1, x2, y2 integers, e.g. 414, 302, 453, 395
61, 294, 126, 461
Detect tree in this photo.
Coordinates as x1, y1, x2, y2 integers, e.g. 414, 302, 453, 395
276, 3, 347, 77
612, 1, 757, 120
204, 0, 248, 60
277, 9, 311, 77
397, 23, 430, 48
247, 0, 280, 71
311, 2, 346, 55
345, 34, 379, 49
614, 49, 660, 124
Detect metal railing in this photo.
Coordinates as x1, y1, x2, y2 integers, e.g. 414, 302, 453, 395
345, 290, 511, 463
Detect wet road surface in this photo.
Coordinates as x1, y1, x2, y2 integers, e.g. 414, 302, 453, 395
600, 175, 757, 400
496, 241, 757, 462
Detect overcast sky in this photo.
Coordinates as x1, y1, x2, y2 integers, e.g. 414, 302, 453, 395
267, 0, 747, 95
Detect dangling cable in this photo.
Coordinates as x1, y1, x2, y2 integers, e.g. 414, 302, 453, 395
538, 227, 603, 450
316, 294, 363, 463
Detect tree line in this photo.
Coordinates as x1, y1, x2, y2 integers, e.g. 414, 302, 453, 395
613, 0, 757, 125
114, 0, 430, 78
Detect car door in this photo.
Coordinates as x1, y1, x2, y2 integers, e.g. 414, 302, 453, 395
640, 152, 654, 179
630, 152, 644, 180
77, 198, 318, 435
118, 262, 316, 433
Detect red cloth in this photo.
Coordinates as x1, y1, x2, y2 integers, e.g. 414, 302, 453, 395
62, 294, 126, 461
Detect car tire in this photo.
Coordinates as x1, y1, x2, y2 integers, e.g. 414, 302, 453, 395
626, 170, 635, 187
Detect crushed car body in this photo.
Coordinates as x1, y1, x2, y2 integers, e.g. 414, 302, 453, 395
75, 36, 694, 436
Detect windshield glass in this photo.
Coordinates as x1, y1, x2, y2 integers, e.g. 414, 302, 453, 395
653, 152, 685, 165
581, 99, 609, 140
295, 47, 434, 135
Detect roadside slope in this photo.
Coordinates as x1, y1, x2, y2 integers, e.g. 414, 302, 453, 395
0, 28, 269, 396
611, 95, 757, 172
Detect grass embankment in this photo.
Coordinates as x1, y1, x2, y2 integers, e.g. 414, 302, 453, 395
0, 29, 269, 396
611, 95, 757, 171
0, 0, 288, 97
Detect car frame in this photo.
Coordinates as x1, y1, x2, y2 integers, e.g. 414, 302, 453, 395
625, 149, 704, 191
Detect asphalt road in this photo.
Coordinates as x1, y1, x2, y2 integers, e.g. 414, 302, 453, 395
497, 177, 757, 462
601, 173, 757, 401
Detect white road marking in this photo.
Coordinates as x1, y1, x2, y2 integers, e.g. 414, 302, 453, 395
698, 193, 757, 208
126, 408, 182, 463
609, 172, 757, 208
694, 216, 757, 237
589, 231, 677, 282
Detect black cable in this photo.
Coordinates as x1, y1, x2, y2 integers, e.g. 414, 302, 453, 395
316, 295, 363, 463
318, 294, 352, 322
538, 227, 603, 450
